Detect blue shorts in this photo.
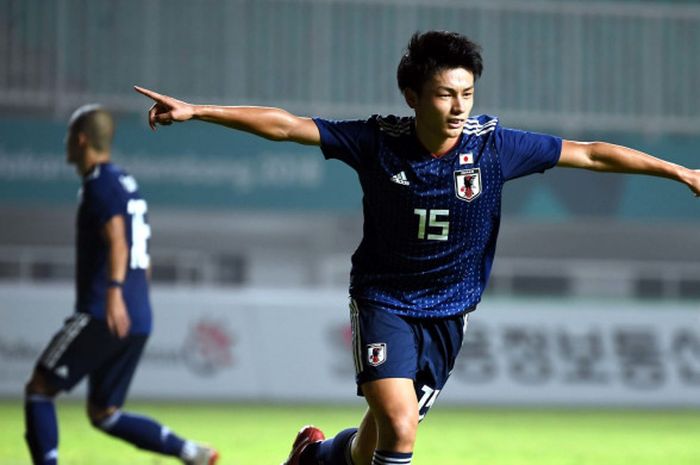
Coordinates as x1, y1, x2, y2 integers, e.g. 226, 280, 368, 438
350, 299, 471, 420
35, 313, 148, 408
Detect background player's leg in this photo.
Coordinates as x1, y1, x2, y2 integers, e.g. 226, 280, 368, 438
89, 404, 216, 464
24, 371, 60, 465
88, 335, 217, 465
24, 314, 95, 465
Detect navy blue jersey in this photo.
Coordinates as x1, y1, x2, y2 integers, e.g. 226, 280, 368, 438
315, 115, 561, 318
76, 163, 152, 334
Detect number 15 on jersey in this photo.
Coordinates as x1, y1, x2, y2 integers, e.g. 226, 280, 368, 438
414, 208, 449, 241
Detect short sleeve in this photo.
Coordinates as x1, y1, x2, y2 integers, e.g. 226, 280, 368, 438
84, 178, 124, 226
495, 126, 562, 181
313, 117, 377, 171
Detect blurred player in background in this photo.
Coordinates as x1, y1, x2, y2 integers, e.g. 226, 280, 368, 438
135, 30, 700, 465
23, 105, 218, 465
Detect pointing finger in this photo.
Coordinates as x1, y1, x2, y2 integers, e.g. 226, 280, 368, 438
133, 85, 166, 102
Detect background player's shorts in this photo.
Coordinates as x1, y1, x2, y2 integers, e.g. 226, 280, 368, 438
35, 313, 148, 408
350, 299, 471, 420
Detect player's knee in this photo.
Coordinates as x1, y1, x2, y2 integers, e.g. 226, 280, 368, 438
389, 415, 418, 445
375, 410, 418, 448
87, 403, 119, 429
24, 370, 58, 398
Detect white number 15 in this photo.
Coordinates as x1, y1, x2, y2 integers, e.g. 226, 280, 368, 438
414, 208, 449, 241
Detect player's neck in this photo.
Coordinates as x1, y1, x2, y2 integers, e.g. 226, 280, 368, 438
413, 119, 460, 157
80, 151, 110, 176
415, 129, 460, 158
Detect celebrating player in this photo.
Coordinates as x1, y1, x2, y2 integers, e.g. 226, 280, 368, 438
135, 31, 700, 465
23, 105, 218, 465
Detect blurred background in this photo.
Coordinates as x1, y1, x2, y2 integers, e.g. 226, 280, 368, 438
1, 0, 699, 408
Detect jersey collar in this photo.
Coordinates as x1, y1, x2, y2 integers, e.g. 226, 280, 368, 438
412, 128, 464, 161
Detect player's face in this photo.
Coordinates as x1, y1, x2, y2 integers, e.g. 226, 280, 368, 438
65, 127, 83, 172
409, 67, 475, 148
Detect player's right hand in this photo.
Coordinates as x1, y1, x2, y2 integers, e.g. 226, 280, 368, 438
133, 85, 195, 130
106, 287, 131, 338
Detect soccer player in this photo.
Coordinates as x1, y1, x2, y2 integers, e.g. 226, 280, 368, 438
23, 105, 219, 465
134, 31, 700, 465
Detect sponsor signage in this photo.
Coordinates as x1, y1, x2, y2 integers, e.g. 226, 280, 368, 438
1, 284, 698, 406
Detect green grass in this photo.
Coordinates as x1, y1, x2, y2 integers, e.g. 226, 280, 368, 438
2, 400, 699, 465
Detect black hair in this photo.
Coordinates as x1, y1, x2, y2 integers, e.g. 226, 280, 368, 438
397, 31, 483, 94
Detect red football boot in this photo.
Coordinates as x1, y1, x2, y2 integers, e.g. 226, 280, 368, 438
281, 425, 325, 465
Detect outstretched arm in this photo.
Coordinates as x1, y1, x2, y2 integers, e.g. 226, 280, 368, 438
133, 86, 321, 146
558, 140, 700, 197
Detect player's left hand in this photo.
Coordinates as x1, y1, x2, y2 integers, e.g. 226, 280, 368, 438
685, 169, 700, 197
691, 170, 700, 197
106, 287, 131, 338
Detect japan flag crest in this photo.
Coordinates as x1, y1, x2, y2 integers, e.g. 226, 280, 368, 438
459, 152, 474, 165
454, 168, 482, 202
367, 343, 387, 367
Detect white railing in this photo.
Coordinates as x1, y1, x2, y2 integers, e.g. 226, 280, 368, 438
1, 0, 698, 134
3, 245, 697, 300
0, 246, 224, 285
487, 257, 700, 300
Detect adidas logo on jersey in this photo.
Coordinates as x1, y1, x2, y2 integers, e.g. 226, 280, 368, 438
390, 171, 410, 186
54, 365, 69, 378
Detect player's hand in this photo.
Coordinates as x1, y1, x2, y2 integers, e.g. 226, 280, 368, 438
133, 85, 195, 130
106, 287, 131, 338
687, 169, 700, 197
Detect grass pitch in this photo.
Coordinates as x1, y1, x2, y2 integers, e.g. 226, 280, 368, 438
1, 400, 698, 465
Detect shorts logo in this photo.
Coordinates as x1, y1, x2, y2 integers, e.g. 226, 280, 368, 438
367, 343, 387, 367
454, 168, 482, 202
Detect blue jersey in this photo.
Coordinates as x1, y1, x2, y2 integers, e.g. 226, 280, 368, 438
315, 115, 561, 318
76, 162, 152, 334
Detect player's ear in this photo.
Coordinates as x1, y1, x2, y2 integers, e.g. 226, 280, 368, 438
404, 89, 418, 109
77, 132, 89, 149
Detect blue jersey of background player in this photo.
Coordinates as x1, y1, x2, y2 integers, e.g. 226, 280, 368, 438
315, 113, 560, 317
23, 105, 218, 465
135, 30, 700, 465
76, 158, 152, 334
